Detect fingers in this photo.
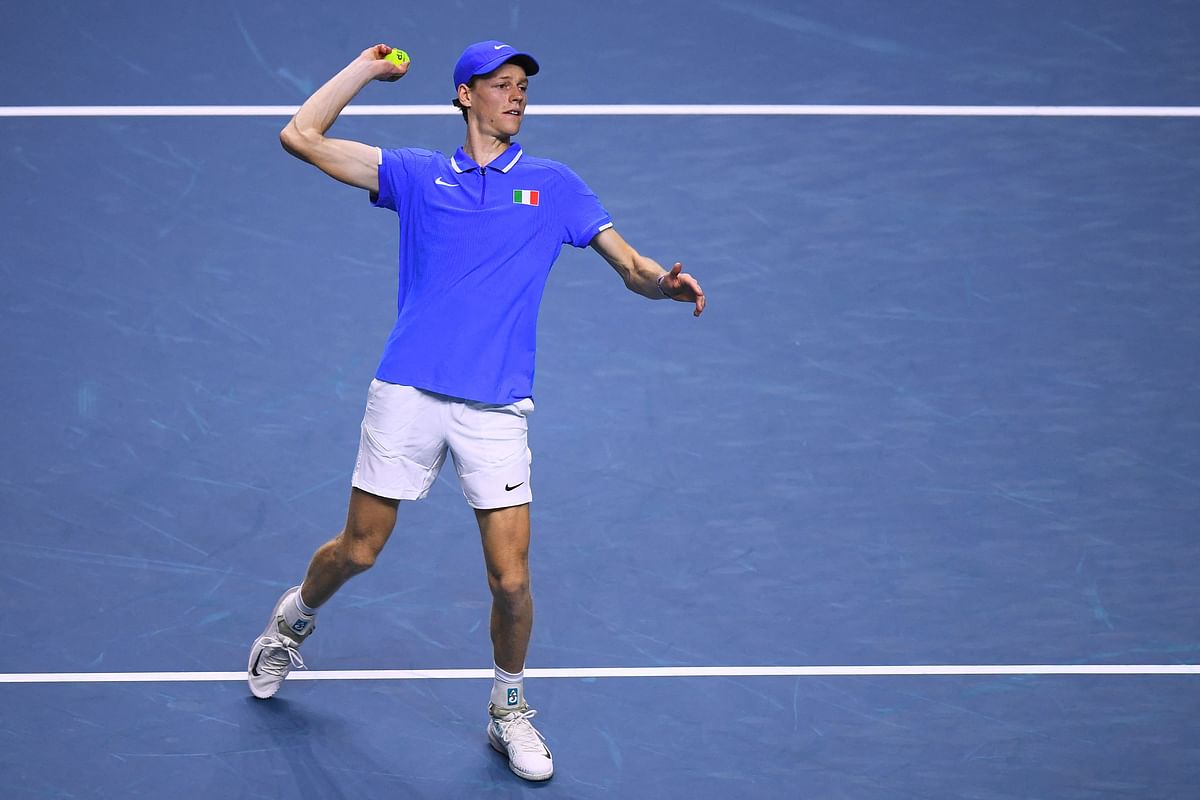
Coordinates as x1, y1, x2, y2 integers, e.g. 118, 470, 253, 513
382, 63, 408, 81
370, 44, 409, 81
680, 275, 705, 316
666, 271, 706, 316
669, 263, 705, 314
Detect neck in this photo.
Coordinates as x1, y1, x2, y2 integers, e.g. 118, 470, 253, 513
463, 127, 513, 168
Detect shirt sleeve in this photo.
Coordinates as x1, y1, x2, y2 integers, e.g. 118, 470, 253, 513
555, 165, 613, 248
372, 148, 426, 212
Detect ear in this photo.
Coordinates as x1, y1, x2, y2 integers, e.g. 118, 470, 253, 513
456, 83, 472, 109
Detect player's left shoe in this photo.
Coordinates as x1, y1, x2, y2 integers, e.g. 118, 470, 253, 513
247, 587, 312, 699
487, 704, 554, 781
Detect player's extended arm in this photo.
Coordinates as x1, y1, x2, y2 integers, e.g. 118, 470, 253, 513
590, 227, 706, 316
279, 45, 408, 192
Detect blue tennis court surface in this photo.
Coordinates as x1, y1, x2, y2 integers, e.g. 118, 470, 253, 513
2, 2, 1198, 797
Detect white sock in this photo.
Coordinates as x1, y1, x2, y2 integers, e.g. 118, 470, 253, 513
279, 587, 316, 637
490, 663, 525, 713
294, 589, 317, 615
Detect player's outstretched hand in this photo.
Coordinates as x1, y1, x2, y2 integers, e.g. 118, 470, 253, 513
361, 44, 410, 81
660, 262, 706, 316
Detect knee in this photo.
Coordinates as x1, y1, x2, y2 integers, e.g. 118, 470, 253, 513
489, 570, 530, 607
345, 546, 377, 574
338, 533, 381, 574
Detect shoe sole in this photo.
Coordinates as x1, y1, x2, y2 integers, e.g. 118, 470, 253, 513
487, 725, 554, 781
246, 588, 295, 699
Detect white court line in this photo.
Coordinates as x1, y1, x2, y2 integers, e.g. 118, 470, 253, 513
1, 104, 1200, 118
2, 664, 1196, 684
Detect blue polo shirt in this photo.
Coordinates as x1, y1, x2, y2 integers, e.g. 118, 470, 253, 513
372, 142, 612, 404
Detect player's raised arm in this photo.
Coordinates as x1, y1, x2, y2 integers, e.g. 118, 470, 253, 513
590, 227, 706, 316
279, 45, 409, 193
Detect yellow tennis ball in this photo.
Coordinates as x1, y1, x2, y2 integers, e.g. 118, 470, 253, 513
385, 49, 410, 66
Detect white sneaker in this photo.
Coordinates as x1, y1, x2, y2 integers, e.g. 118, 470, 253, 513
247, 587, 313, 699
487, 705, 554, 781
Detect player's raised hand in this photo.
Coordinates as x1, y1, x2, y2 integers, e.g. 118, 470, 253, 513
361, 44, 410, 81
659, 262, 706, 316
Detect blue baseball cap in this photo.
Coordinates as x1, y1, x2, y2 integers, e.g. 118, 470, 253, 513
453, 41, 540, 89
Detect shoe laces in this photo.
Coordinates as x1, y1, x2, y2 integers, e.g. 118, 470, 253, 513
254, 633, 307, 676
494, 708, 548, 754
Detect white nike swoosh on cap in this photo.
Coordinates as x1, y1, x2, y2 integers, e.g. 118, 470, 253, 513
493, 45, 508, 50
435, 177, 460, 187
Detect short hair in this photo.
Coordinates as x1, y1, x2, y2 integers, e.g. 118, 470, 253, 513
451, 76, 478, 122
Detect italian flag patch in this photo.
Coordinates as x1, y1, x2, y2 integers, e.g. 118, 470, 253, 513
513, 189, 540, 206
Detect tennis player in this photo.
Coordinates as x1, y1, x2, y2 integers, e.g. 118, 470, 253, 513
246, 41, 705, 782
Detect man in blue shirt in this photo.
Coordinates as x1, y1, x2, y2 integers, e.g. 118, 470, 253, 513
247, 41, 705, 782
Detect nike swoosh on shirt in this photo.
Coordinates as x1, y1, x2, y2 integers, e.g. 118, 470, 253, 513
505, 482, 524, 492
435, 177, 460, 187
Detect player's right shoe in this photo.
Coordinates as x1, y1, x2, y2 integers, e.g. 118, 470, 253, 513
488, 704, 554, 781
247, 586, 314, 699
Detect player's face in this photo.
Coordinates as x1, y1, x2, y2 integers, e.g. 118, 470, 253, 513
462, 63, 528, 138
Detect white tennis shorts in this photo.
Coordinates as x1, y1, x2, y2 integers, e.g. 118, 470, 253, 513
351, 379, 534, 509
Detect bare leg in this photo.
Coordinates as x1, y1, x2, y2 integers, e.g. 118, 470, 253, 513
300, 487, 400, 608
476, 503, 533, 673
